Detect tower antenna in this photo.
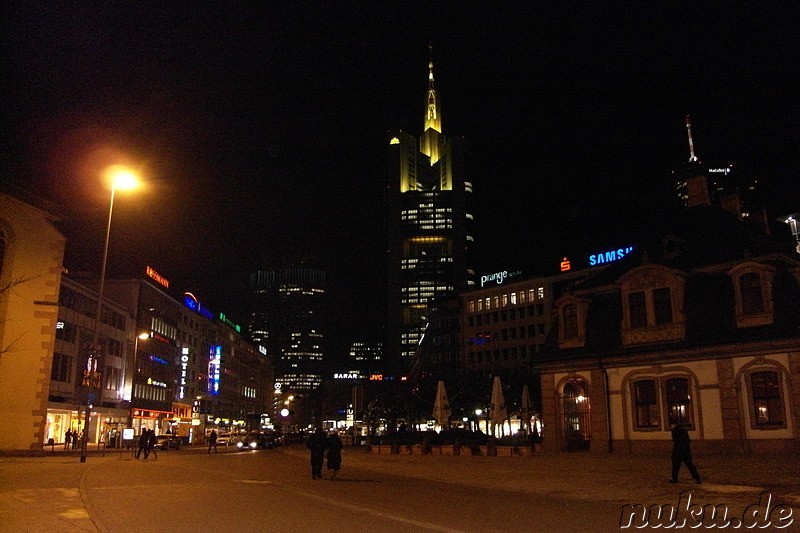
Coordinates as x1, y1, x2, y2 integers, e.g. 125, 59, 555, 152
686, 115, 698, 162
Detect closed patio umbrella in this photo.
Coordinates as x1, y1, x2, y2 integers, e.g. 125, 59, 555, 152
433, 380, 451, 431
490, 376, 507, 438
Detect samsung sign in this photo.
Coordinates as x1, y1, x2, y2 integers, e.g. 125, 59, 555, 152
589, 246, 635, 266
480, 270, 522, 287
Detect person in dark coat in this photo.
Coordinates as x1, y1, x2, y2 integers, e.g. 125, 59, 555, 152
306, 428, 328, 479
208, 430, 218, 453
146, 429, 158, 459
136, 430, 148, 459
670, 422, 701, 484
326, 430, 343, 480
64, 429, 72, 450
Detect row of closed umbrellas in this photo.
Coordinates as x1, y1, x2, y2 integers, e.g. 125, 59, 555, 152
432, 377, 534, 437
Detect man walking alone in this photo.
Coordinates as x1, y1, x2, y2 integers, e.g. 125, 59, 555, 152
670, 422, 701, 484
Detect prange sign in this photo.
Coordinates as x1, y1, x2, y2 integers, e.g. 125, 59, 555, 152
480, 270, 522, 287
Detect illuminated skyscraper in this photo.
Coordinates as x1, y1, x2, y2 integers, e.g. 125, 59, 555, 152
385, 53, 475, 373
248, 267, 326, 395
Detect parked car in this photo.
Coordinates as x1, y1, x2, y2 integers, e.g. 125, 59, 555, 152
155, 434, 180, 450
215, 433, 237, 446
236, 434, 260, 450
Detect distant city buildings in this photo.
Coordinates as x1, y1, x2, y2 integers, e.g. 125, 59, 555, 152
48, 267, 274, 447
347, 341, 383, 377
248, 267, 326, 398
385, 54, 474, 374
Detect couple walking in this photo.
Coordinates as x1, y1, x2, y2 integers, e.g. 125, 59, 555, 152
306, 428, 343, 480
135, 429, 158, 460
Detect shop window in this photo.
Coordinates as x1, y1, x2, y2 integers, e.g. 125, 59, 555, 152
665, 378, 692, 427
750, 371, 785, 428
633, 380, 659, 428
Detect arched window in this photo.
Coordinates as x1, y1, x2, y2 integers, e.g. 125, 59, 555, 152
665, 377, 692, 427
750, 371, 784, 427
562, 379, 591, 451
633, 380, 659, 428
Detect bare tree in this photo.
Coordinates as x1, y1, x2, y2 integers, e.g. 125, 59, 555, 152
0, 276, 36, 358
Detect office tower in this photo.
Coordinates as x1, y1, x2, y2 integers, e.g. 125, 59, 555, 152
385, 53, 475, 374
248, 267, 326, 395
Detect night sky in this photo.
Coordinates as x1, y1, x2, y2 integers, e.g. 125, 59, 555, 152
3, 3, 798, 357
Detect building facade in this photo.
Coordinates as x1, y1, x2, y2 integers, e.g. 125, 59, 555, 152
46, 275, 136, 447
0, 188, 66, 451
385, 55, 475, 373
537, 202, 800, 454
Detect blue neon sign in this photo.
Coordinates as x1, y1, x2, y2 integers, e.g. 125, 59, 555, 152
208, 345, 222, 395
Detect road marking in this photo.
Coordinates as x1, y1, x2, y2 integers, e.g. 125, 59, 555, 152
281, 484, 467, 533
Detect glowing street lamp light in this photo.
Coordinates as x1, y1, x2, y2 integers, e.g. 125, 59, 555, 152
80, 166, 140, 463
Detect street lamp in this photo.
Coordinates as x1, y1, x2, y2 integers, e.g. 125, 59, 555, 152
781, 214, 800, 254
80, 166, 140, 463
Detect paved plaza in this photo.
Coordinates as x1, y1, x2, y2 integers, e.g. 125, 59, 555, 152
1, 445, 798, 531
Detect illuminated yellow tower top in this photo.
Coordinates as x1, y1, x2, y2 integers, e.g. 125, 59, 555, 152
420, 46, 442, 165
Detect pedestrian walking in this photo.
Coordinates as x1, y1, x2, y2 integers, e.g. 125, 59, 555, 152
670, 422, 701, 484
326, 429, 343, 480
208, 430, 218, 453
135, 429, 148, 459
146, 429, 158, 459
64, 429, 72, 450
306, 428, 328, 479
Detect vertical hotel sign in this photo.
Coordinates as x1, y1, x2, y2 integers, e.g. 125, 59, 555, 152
208, 345, 221, 395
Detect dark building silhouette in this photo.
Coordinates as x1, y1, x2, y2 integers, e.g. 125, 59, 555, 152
248, 267, 326, 396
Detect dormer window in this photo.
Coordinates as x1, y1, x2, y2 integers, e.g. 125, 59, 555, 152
740, 273, 764, 314
563, 304, 578, 339
555, 295, 589, 348
628, 292, 647, 328
653, 288, 673, 324
618, 265, 686, 345
728, 262, 775, 328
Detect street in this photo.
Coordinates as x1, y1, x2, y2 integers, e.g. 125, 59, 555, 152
1, 446, 799, 532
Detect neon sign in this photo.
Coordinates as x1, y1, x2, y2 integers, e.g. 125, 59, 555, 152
208, 345, 222, 395
179, 349, 189, 400
146, 266, 169, 288
480, 270, 522, 287
218, 313, 241, 333
589, 246, 635, 266
183, 292, 214, 320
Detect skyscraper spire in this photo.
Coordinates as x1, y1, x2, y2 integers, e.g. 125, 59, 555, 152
421, 44, 443, 165
686, 114, 698, 162
424, 43, 441, 134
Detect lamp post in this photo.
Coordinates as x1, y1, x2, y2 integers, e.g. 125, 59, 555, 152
80, 166, 139, 463
782, 214, 800, 254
